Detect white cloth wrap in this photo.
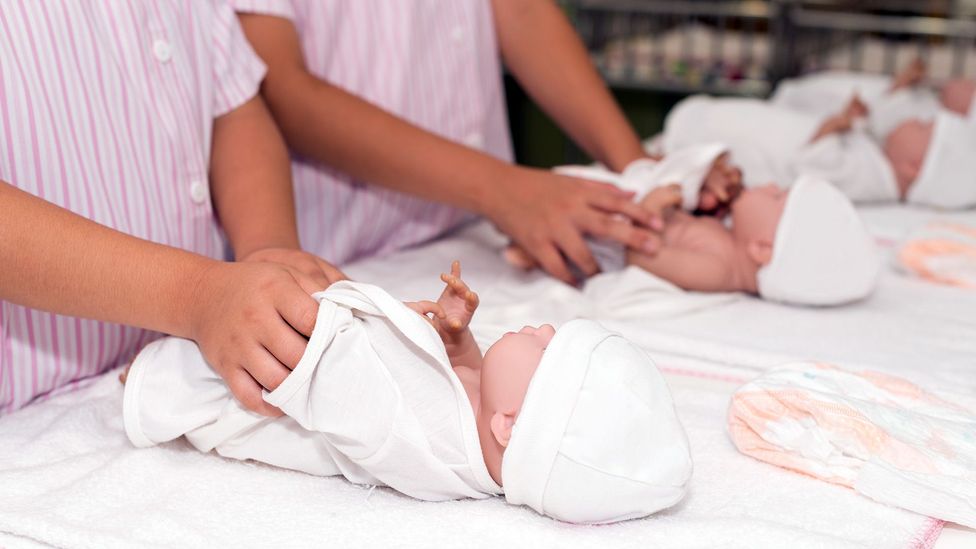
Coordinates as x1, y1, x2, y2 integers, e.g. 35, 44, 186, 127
553, 145, 729, 272
502, 319, 693, 524
770, 71, 939, 140
663, 95, 900, 203
123, 281, 500, 502
728, 362, 976, 529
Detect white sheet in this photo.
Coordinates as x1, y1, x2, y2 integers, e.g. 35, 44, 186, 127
0, 366, 940, 549
1, 212, 974, 548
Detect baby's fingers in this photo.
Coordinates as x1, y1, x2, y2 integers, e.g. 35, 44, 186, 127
406, 300, 446, 319
465, 290, 480, 312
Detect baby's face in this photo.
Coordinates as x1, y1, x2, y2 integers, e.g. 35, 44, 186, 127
884, 119, 933, 198
730, 184, 788, 246
480, 324, 556, 416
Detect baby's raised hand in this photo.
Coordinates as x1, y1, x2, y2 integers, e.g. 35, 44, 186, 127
639, 184, 683, 220
437, 260, 479, 333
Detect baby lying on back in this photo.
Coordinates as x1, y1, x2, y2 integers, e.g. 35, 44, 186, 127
508, 150, 879, 306
122, 262, 692, 524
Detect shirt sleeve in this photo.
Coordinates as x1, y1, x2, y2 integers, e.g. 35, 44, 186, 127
228, 0, 297, 20
210, 0, 268, 118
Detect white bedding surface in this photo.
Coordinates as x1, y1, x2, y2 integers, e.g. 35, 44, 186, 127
0, 367, 942, 549
1, 207, 974, 548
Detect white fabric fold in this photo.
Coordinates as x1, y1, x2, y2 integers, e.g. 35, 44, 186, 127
123, 280, 500, 502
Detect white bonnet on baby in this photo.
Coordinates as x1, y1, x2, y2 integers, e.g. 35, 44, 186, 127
502, 319, 692, 524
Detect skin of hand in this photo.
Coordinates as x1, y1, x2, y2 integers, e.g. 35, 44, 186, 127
697, 154, 744, 216
504, 185, 680, 274
486, 167, 660, 283
891, 58, 927, 92
0, 181, 322, 418
810, 95, 869, 143
237, 9, 659, 287
406, 261, 484, 369
240, 247, 347, 295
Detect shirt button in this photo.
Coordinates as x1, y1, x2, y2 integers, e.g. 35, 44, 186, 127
464, 132, 485, 150
153, 39, 173, 63
189, 180, 209, 204
450, 26, 464, 43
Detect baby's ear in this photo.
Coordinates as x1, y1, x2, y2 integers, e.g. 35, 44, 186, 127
490, 412, 516, 448
747, 240, 775, 266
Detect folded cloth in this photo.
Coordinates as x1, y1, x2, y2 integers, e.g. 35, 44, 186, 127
124, 280, 501, 502
728, 362, 976, 528
554, 143, 729, 210
898, 222, 976, 289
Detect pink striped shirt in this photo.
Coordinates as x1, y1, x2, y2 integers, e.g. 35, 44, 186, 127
0, 1, 266, 414
231, 0, 514, 264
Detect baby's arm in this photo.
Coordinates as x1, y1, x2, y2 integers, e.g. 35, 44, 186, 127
405, 261, 484, 369
626, 247, 735, 292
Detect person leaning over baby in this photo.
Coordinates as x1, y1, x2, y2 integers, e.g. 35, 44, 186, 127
0, 1, 344, 417
231, 0, 673, 285
122, 261, 693, 524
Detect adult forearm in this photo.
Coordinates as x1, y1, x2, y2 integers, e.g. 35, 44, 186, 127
210, 97, 300, 258
258, 66, 510, 216
493, 0, 645, 171
0, 181, 211, 337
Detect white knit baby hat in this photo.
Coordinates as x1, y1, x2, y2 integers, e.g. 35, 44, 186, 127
757, 175, 880, 306
906, 111, 976, 209
502, 319, 693, 524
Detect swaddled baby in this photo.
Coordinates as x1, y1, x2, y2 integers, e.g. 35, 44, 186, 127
666, 93, 976, 209
122, 262, 692, 524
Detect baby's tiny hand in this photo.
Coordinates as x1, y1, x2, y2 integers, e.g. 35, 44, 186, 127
437, 260, 480, 333
405, 300, 446, 327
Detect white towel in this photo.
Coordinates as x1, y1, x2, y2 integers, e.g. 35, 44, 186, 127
0, 368, 938, 549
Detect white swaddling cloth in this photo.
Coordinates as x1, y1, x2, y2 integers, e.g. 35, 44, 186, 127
770, 71, 940, 140
898, 221, 976, 288
728, 362, 976, 529
663, 95, 900, 203
552, 145, 729, 272
123, 281, 501, 502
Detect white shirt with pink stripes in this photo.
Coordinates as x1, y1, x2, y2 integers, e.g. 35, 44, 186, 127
231, 0, 514, 264
0, 1, 267, 414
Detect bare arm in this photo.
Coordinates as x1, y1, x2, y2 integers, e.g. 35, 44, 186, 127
236, 14, 658, 283
626, 247, 736, 292
210, 95, 345, 288
492, 0, 646, 171
0, 180, 318, 416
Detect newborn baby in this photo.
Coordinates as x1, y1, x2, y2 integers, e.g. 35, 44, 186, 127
771, 59, 976, 135
122, 262, 692, 524
665, 94, 976, 209
626, 177, 879, 304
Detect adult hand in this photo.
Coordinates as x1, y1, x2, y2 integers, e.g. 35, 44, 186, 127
486, 166, 661, 283
240, 247, 347, 295
185, 261, 322, 416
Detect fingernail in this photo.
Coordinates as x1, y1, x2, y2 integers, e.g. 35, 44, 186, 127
643, 240, 658, 253
650, 217, 663, 231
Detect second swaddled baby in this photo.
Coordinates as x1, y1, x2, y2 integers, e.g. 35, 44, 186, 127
122, 262, 692, 524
